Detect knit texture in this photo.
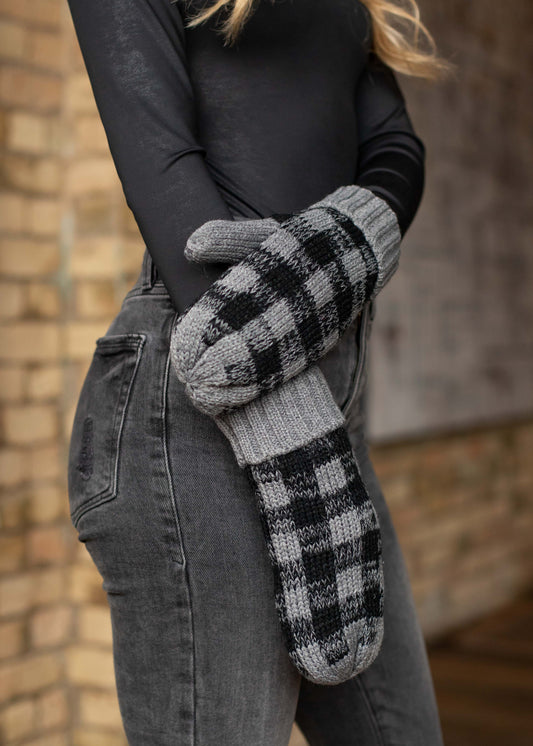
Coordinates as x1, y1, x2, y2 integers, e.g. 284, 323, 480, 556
168, 184, 398, 683
170, 185, 401, 417
214, 364, 385, 684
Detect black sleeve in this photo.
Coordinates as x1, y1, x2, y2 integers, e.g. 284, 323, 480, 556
354, 52, 426, 237
66, 0, 235, 313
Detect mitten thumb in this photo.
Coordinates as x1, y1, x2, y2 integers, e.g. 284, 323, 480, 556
185, 216, 279, 265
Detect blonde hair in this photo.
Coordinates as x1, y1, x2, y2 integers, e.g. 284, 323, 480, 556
183, 0, 454, 80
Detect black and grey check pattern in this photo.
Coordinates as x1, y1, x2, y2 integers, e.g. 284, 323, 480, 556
245, 423, 384, 683
168, 185, 400, 684
171, 185, 400, 417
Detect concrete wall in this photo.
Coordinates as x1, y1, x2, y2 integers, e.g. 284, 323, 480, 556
368, 0, 533, 440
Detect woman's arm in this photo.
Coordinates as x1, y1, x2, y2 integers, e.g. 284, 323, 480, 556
354, 52, 426, 237
66, 0, 235, 313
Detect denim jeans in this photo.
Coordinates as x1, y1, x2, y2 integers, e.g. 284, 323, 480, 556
67, 248, 445, 745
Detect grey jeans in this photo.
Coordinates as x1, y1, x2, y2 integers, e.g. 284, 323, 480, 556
68, 248, 444, 746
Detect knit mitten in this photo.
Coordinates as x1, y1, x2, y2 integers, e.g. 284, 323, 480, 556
214, 363, 385, 685
168, 199, 387, 683
170, 184, 400, 418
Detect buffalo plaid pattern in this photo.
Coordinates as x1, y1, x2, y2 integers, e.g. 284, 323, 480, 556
244, 422, 384, 683
168, 185, 399, 683
171, 198, 386, 417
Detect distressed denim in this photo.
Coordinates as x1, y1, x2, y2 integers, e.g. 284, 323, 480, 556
67, 248, 445, 746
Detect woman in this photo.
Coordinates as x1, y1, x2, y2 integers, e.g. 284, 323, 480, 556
66, 0, 451, 743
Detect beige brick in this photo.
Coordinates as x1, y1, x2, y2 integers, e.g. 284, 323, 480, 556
75, 281, 119, 319
74, 116, 109, 154
29, 444, 61, 482
120, 201, 140, 236
0, 533, 25, 573
33, 567, 65, 606
63, 402, 78, 445
68, 565, 106, 605
120, 238, 145, 274
0, 322, 60, 362
0, 192, 25, 231
448, 570, 517, 619
26, 283, 61, 318
69, 33, 86, 71
65, 73, 96, 115
0, 492, 28, 530
0, 66, 62, 112
0, 697, 35, 740
35, 686, 69, 730
6, 111, 61, 155
27, 525, 68, 565
72, 728, 127, 746
0, 367, 25, 401
24, 734, 69, 746
0, 282, 25, 319
0, 620, 25, 659
0, 449, 25, 488
28, 484, 65, 523
65, 645, 115, 688
74, 540, 96, 566
3, 403, 58, 444
415, 540, 455, 575
65, 158, 120, 195
30, 0, 63, 29
453, 539, 517, 576
0, 0, 33, 24
0, 0, 61, 27
75, 192, 116, 233
64, 322, 107, 360
1, 154, 61, 194
0, 19, 27, 61
0, 653, 62, 702
26, 365, 62, 401
0, 573, 32, 617
78, 605, 112, 645
29, 198, 61, 237
0, 108, 6, 144
0, 237, 59, 276
79, 688, 122, 729
69, 237, 119, 279
30, 604, 73, 648
71, 359, 92, 397
27, 29, 63, 72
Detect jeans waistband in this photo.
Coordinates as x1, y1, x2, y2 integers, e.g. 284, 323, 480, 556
123, 247, 171, 302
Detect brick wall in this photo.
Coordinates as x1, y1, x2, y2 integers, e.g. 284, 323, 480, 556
0, 1, 142, 743
370, 420, 533, 642
0, 0, 532, 744
0, 1, 71, 744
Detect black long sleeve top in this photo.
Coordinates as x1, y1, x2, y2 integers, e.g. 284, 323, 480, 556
66, 0, 426, 314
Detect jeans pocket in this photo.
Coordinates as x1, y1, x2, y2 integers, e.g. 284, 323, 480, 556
339, 299, 375, 417
68, 333, 146, 528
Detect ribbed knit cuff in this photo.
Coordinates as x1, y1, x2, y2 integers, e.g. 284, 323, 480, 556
317, 184, 402, 293
214, 365, 345, 467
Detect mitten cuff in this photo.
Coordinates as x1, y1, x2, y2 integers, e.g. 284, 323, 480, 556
316, 184, 402, 293
214, 365, 345, 467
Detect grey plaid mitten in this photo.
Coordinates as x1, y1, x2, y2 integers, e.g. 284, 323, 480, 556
212, 364, 385, 685
170, 184, 400, 417
168, 190, 393, 683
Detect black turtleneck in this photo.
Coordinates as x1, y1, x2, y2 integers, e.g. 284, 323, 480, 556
66, 0, 425, 313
